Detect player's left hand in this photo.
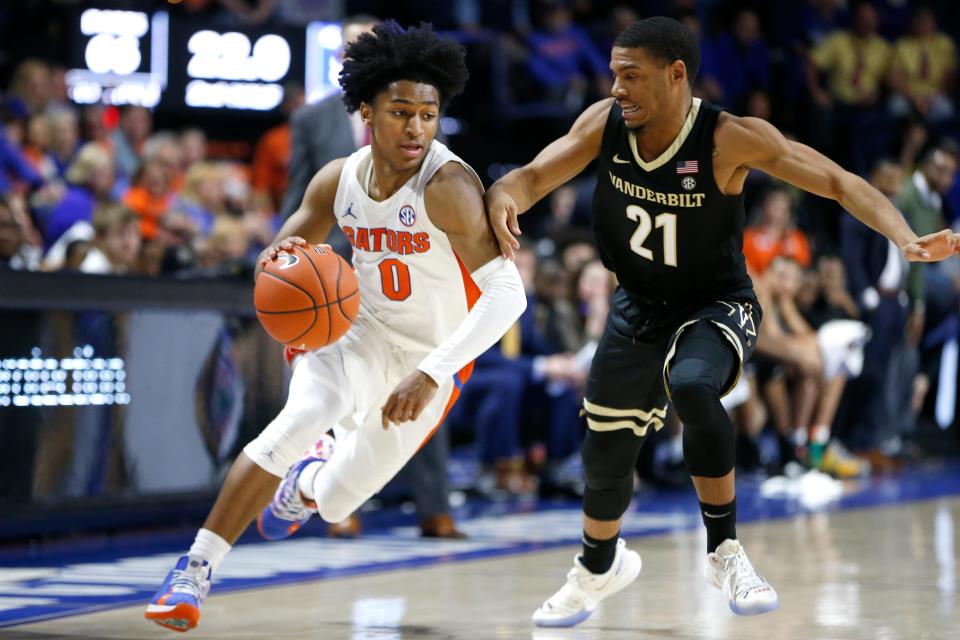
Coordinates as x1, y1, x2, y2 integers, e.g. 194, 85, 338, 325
902, 229, 960, 262
381, 370, 439, 429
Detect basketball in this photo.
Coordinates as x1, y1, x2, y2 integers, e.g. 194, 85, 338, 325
254, 244, 360, 350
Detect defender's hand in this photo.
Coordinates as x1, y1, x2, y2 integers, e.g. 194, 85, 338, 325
381, 370, 439, 429
485, 191, 521, 260
901, 229, 959, 262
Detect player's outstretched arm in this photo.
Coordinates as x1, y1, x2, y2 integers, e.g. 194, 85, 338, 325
255, 158, 345, 277
380, 163, 527, 428
718, 115, 958, 262
485, 98, 612, 259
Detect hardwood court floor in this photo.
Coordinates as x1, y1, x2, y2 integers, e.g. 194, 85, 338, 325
6, 497, 958, 640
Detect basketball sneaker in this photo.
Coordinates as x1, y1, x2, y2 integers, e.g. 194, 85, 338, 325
704, 539, 779, 615
257, 434, 335, 541
144, 555, 212, 632
532, 539, 642, 627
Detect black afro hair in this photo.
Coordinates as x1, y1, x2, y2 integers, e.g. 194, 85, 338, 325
339, 21, 468, 113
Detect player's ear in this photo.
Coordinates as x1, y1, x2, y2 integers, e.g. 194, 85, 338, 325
670, 60, 686, 86
359, 102, 373, 125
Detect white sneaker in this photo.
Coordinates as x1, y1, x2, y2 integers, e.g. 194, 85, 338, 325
705, 539, 779, 615
532, 539, 642, 628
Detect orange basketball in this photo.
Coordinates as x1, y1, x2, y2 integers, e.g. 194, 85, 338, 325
254, 244, 360, 350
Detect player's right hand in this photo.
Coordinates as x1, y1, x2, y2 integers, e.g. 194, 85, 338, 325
484, 191, 521, 260
259, 236, 308, 268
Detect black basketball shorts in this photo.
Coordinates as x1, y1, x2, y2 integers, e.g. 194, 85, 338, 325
582, 289, 761, 438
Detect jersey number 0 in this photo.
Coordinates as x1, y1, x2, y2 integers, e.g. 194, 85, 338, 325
379, 258, 412, 301
626, 205, 677, 267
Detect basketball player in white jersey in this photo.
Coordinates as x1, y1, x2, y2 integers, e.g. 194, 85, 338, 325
146, 22, 526, 632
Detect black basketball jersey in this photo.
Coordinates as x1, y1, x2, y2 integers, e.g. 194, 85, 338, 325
591, 99, 752, 306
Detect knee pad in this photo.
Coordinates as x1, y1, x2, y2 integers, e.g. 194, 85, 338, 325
245, 379, 346, 477
668, 362, 726, 427
243, 431, 309, 478
581, 428, 644, 521
669, 362, 735, 478
667, 324, 738, 478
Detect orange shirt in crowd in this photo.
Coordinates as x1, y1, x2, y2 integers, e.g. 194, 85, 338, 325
743, 228, 811, 274
251, 123, 291, 210
123, 187, 172, 240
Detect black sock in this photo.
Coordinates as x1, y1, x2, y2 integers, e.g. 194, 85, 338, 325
579, 530, 619, 574
700, 498, 737, 553
777, 433, 798, 465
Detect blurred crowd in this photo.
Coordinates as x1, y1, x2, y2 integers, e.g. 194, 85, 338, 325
3, 0, 960, 510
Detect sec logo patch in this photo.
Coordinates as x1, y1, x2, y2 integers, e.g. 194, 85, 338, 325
399, 205, 416, 227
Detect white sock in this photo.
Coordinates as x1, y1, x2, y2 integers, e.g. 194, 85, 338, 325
296, 461, 325, 501
188, 528, 232, 570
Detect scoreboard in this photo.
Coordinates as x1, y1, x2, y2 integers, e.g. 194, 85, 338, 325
66, 7, 340, 114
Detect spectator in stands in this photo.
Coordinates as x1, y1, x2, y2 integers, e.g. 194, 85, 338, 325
123, 158, 175, 241
557, 231, 597, 273
699, 9, 771, 110
194, 215, 251, 277
899, 146, 957, 324
743, 187, 812, 275
41, 143, 114, 251
252, 82, 304, 214
0, 194, 40, 270
61, 238, 91, 271
80, 104, 110, 151
21, 113, 56, 180
806, 1, 892, 171
143, 132, 185, 193
109, 106, 152, 188
888, 5, 956, 123
573, 257, 611, 346
797, 0, 847, 47
840, 159, 922, 469
172, 162, 226, 237
808, 254, 861, 324
0, 120, 44, 197
0, 94, 28, 146
754, 257, 869, 476
79, 205, 141, 275
744, 89, 773, 122
7, 59, 51, 116
46, 107, 80, 178
209, 215, 250, 264
534, 256, 581, 352
179, 128, 208, 174
525, 0, 609, 112
808, 2, 891, 110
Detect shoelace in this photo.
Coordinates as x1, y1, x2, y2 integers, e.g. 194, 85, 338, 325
271, 477, 312, 521
546, 568, 585, 611
723, 549, 767, 597
169, 567, 206, 595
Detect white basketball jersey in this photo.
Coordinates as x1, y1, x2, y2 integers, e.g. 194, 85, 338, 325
332, 141, 483, 354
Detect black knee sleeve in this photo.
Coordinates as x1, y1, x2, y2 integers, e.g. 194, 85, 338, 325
581, 427, 644, 521
667, 322, 737, 478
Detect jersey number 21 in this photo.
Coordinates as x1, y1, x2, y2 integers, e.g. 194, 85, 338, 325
626, 205, 677, 267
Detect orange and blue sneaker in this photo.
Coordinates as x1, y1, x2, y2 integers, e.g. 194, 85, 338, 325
257, 434, 335, 541
144, 555, 212, 632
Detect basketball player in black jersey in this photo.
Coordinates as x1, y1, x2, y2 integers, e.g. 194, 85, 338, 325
486, 17, 959, 626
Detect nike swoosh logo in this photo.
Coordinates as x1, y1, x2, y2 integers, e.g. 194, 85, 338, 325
703, 511, 730, 519
612, 154, 630, 165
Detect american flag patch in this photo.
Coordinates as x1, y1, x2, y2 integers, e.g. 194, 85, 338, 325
676, 160, 698, 174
